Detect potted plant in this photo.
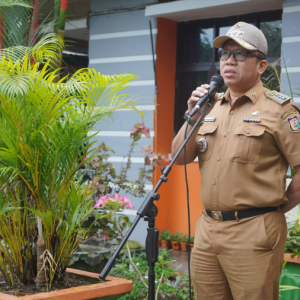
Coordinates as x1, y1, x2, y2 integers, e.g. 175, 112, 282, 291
159, 230, 171, 249
190, 236, 195, 251
170, 232, 182, 250
0, 34, 139, 297
180, 234, 194, 252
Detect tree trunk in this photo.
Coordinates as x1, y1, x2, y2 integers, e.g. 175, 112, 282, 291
36, 241, 46, 290
36, 216, 46, 290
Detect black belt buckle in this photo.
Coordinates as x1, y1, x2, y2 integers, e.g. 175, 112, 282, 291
211, 211, 223, 221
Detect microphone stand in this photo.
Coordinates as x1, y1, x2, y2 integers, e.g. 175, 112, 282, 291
100, 96, 216, 299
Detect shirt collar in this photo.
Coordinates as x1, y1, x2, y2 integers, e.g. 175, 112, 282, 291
220, 81, 265, 105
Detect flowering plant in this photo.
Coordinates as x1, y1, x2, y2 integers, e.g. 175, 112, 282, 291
94, 193, 135, 241
95, 193, 135, 211
85, 122, 168, 240
86, 122, 168, 200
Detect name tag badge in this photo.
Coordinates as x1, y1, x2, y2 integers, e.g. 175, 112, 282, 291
204, 117, 216, 122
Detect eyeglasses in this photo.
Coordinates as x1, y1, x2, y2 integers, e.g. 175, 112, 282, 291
218, 50, 263, 61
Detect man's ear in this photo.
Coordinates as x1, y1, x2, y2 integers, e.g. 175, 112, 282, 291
258, 60, 268, 75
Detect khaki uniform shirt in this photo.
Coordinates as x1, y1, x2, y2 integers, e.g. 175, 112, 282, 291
197, 81, 300, 211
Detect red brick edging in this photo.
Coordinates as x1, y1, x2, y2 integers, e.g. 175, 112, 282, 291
0, 268, 133, 300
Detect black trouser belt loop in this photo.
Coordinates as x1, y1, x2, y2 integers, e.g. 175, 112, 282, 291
206, 206, 278, 222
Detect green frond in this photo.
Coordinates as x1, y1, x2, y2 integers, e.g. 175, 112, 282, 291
30, 33, 65, 63
0, 0, 31, 8
0, 0, 56, 48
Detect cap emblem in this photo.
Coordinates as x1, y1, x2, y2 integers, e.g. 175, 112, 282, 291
228, 30, 244, 38
234, 22, 245, 29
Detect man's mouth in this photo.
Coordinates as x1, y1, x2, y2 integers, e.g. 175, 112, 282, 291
224, 69, 236, 74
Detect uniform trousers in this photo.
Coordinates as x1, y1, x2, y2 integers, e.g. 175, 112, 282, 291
190, 210, 287, 300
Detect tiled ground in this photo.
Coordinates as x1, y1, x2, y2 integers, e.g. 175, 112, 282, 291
166, 249, 190, 274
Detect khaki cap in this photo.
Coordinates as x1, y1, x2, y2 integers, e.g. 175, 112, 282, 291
213, 22, 268, 55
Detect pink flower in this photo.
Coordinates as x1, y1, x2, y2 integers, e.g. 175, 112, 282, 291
141, 144, 152, 154
142, 126, 150, 138
125, 202, 135, 209
113, 193, 120, 200
95, 193, 134, 210
150, 152, 158, 160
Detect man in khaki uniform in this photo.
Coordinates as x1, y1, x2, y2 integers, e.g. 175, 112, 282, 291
172, 22, 300, 300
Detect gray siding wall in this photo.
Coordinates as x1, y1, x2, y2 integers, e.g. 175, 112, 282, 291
89, 0, 157, 247
281, 0, 300, 105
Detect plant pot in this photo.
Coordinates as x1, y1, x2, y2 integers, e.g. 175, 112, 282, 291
0, 268, 132, 300
190, 243, 194, 251
158, 239, 161, 248
171, 241, 181, 250
180, 242, 188, 252
160, 240, 171, 249
284, 253, 300, 264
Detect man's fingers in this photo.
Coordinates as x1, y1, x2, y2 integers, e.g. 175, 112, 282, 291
190, 96, 200, 102
192, 90, 205, 97
201, 84, 210, 89
195, 88, 209, 94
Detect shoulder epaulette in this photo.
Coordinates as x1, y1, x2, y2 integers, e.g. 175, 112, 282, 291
265, 90, 291, 105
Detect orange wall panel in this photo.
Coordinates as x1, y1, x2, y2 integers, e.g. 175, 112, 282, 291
154, 17, 203, 237
165, 163, 203, 236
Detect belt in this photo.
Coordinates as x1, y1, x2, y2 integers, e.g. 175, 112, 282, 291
206, 206, 278, 222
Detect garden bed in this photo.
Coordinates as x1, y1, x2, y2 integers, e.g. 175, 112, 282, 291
0, 268, 132, 299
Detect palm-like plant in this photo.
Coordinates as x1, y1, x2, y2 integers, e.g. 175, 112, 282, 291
0, 0, 56, 48
0, 33, 140, 290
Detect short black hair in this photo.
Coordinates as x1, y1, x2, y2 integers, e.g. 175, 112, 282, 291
257, 50, 267, 60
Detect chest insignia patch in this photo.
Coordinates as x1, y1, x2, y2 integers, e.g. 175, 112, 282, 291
281, 109, 297, 120
252, 111, 259, 116
243, 118, 261, 123
287, 115, 300, 133
198, 138, 208, 153
204, 116, 216, 122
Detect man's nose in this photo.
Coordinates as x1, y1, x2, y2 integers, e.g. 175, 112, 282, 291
226, 53, 237, 65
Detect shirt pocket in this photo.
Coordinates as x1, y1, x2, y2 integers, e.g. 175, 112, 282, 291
197, 124, 218, 161
230, 124, 265, 164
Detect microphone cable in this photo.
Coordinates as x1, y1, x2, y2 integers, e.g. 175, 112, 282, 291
183, 120, 192, 300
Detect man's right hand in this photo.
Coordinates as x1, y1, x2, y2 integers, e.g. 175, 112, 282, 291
171, 83, 219, 164
188, 84, 219, 121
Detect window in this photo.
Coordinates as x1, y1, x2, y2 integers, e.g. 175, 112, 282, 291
174, 11, 282, 134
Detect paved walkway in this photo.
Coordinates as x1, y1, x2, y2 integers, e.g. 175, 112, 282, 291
166, 249, 190, 274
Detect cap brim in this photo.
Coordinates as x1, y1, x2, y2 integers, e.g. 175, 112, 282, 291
213, 35, 257, 51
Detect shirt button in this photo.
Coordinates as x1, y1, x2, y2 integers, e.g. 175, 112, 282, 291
246, 129, 250, 134
217, 157, 221, 161
223, 132, 228, 137
213, 206, 217, 210
212, 180, 216, 185
230, 111, 235, 115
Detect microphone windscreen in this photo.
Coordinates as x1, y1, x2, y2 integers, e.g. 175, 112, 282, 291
210, 74, 224, 87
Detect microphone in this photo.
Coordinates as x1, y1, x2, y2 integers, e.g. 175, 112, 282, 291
189, 75, 224, 117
